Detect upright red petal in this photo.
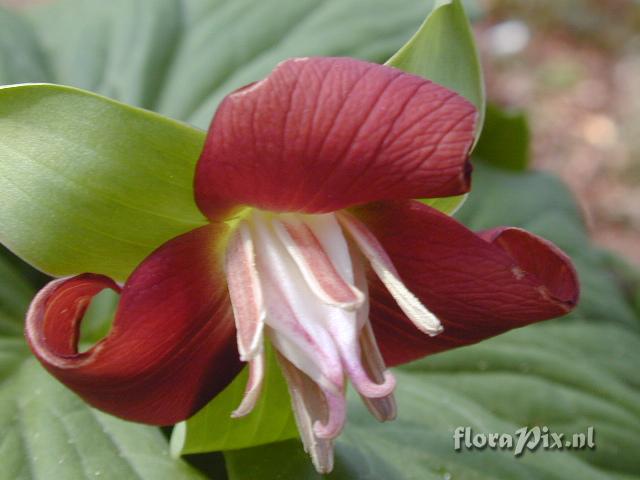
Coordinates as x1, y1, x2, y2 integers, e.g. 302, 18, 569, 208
353, 201, 579, 366
25, 225, 242, 425
195, 57, 477, 218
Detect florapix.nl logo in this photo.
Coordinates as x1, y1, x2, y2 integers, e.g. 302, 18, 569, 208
453, 426, 595, 456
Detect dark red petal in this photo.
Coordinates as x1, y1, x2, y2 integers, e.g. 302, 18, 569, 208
195, 57, 477, 218
25, 225, 242, 425
354, 201, 579, 366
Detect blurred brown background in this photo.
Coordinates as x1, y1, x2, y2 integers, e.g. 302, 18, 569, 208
477, 0, 640, 266
3, 0, 639, 264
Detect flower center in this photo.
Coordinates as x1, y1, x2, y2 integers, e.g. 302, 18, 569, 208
223, 209, 441, 472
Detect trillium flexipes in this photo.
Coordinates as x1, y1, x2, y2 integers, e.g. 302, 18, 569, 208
25, 57, 579, 473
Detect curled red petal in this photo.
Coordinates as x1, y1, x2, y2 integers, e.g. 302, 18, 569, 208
354, 200, 579, 366
195, 57, 477, 218
477, 226, 579, 304
25, 225, 242, 425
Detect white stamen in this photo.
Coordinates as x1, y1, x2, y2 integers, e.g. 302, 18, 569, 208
231, 347, 265, 418
352, 248, 397, 421
358, 321, 398, 421
276, 352, 335, 474
312, 388, 347, 439
224, 221, 265, 361
338, 212, 443, 336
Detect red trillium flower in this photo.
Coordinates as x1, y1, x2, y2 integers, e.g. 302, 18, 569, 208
25, 57, 578, 473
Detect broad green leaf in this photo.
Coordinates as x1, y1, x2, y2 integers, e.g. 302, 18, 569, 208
456, 163, 583, 235
170, 0, 445, 128
0, 246, 39, 338
598, 252, 640, 321
25, 0, 181, 110
0, 352, 206, 480
386, 0, 484, 215
171, 342, 298, 455
23, 0, 456, 128
474, 104, 531, 171
0, 274, 205, 479
225, 438, 404, 480
0, 83, 207, 281
0, 245, 50, 293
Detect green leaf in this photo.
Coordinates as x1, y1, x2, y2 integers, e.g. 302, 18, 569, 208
0, 277, 205, 480
22, 0, 453, 129
0, 7, 51, 85
0, 252, 33, 327
170, 342, 298, 455
0, 353, 206, 480
386, 0, 484, 215
168, 0, 449, 129
0, 83, 207, 281
79, 288, 119, 345
474, 104, 531, 171
25, 0, 182, 110
225, 438, 404, 480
